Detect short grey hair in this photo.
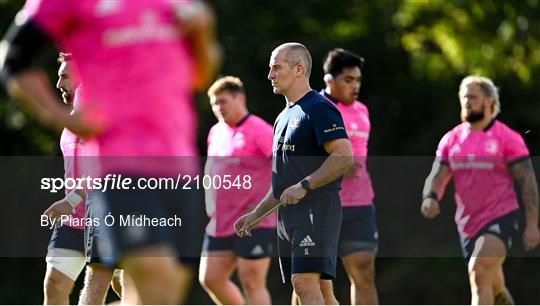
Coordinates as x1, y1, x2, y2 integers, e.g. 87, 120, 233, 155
274, 42, 312, 77
459, 75, 501, 116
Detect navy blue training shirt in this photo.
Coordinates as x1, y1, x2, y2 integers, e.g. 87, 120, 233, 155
272, 90, 349, 199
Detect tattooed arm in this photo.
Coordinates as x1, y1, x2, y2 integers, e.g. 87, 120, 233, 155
509, 158, 540, 251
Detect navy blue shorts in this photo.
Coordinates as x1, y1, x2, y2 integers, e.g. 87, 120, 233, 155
277, 194, 342, 283
202, 228, 274, 259
48, 225, 85, 252
460, 210, 519, 262
338, 205, 378, 256
85, 192, 104, 264
85, 182, 203, 267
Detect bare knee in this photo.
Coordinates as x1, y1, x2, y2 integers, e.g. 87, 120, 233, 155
291, 273, 320, 298
491, 268, 506, 294
199, 266, 223, 290
320, 280, 338, 305
344, 255, 376, 288
44, 269, 74, 300
123, 255, 178, 291
237, 259, 269, 294
469, 259, 493, 288
79, 264, 114, 305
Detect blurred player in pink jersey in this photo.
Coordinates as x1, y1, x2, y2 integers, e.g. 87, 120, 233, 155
42, 53, 124, 305
422, 76, 539, 305
199, 76, 275, 304
41, 52, 88, 305
318, 48, 379, 305
0, 1, 220, 304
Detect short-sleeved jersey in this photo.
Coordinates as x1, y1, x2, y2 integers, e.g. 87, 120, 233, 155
205, 114, 275, 237
321, 91, 374, 207
24, 0, 198, 176
272, 90, 349, 200
436, 119, 529, 237
61, 88, 99, 229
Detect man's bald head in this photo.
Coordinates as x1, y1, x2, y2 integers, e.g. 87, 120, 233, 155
272, 42, 312, 77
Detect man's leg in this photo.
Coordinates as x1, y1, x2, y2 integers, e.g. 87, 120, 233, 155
43, 266, 75, 305
118, 269, 141, 305
342, 251, 379, 305
91, 187, 187, 304
468, 234, 507, 305
171, 188, 203, 304
237, 257, 271, 304
110, 269, 123, 299
492, 267, 515, 305
121, 245, 180, 305
176, 263, 195, 304
320, 280, 339, 305
291, 272, 324, 305
44, 248, 86, 305
199, 251, 244, 304
78, 263, 113, 305
338, 205, 379, 305
291, 290, 299, 305
290, 196, 342, 305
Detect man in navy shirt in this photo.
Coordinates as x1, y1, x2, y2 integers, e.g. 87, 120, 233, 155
235, 42, 354, 305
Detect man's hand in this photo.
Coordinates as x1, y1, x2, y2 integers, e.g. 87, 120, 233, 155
234, 212, 259, 237
175, 1, 215, 35
421, 198, 440, 219
43, 199, 73, 226
523, 224, 540, 251
280, 183, 307, 205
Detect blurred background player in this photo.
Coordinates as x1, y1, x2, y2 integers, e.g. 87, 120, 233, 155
43, 53, 124, 305
41, 52, 87, 305
235, 42, 354, 305
421, 75, 539, 305
199, 76, 275, 305
320, 48, 379, 305
0, 1, 220, 304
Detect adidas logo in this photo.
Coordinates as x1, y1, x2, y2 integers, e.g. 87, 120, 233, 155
299, 235, 316, 247
251, 245, 264, 256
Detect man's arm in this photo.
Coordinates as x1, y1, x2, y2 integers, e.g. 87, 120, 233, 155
279, 138, 354, 205
509, 158, 540, 250
307, 138, 354, 189
175, 2, 221, 91
43, 188, 87, 225
234, 186, 280, 237
6, 70, 70, 130
0, 18, 98, 136
420, 160, 452, 219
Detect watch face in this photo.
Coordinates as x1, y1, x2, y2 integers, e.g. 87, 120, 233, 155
301, 179, 310, 191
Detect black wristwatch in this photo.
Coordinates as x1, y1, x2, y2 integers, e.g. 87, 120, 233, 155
300, 179, 311, 192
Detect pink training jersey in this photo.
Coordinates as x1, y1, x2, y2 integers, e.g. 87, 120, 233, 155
436, 120, 529, 237
24, 0, 198, 176
321, 92, 374, 207
61, 88, 99, 230
205, 114, 275, 237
